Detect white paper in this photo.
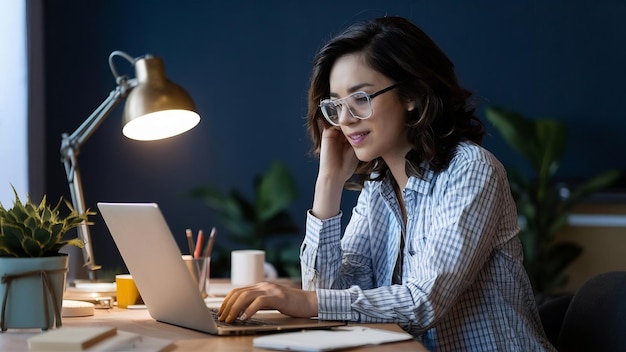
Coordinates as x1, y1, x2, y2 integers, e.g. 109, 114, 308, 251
253, 326, 413, 352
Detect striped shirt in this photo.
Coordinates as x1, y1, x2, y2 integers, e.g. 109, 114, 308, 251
301, 141, 556, 352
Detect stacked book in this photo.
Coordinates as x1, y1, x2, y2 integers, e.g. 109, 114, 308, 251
27, 326, 175, 351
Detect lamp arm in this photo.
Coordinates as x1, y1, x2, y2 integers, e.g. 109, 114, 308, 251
60, 80, 136, 280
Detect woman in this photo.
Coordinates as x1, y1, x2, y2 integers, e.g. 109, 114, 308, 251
219, 16, 555, 351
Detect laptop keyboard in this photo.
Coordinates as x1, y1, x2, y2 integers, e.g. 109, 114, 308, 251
209, 308, 276, 326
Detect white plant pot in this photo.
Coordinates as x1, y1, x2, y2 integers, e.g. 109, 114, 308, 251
0, 255, 68, 331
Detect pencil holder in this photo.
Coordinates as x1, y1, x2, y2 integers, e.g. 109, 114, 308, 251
182, 255, 211, 299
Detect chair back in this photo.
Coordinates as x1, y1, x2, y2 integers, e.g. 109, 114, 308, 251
556, 271, 626, 352
538, 293, 573, 347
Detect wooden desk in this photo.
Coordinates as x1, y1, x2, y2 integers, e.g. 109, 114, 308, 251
0, 308, 428, 351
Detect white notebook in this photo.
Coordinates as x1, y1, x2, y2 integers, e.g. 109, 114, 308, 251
252, 326, 413, 352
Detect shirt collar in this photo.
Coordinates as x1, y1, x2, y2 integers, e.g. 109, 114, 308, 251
406, 162, 436, 194
379, 162, 436, 195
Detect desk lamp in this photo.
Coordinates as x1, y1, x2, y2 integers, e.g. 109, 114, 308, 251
60, 50, 200, 286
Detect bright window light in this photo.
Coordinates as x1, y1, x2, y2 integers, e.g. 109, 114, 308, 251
0, 0, 27, 205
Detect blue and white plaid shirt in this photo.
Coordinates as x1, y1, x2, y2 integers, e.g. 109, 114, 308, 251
301, 141, 556, 352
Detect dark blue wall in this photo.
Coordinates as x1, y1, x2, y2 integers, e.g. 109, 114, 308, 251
42, 1, 626, 274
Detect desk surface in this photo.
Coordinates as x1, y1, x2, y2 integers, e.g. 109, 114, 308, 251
0, 307, 428, 351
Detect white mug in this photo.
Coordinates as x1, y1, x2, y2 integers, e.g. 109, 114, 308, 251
231, 250, 265, 285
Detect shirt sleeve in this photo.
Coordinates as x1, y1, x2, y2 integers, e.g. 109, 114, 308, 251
300, 210, 343, 291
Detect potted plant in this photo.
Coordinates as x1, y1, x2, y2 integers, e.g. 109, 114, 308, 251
485, 106, 621, 299
187, 161, 301, 278
0, 186, 93, 331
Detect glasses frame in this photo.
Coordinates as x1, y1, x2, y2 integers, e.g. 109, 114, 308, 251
319, 83, 399, 126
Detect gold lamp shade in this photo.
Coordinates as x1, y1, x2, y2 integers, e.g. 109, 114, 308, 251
122, 55, 201, 141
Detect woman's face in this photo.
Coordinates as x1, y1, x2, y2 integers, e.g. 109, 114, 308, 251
328, 53, 413, 166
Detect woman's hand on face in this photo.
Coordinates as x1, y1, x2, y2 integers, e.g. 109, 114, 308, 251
319, 126, 359, 183
217, 282, 318, 323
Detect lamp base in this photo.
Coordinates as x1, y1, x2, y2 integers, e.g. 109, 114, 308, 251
61, 300, 95, 317
64, 280, 116, 309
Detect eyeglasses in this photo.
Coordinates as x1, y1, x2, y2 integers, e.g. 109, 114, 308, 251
319, 84, 398, 126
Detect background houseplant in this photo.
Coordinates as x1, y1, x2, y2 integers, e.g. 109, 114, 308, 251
0, 186, 93, 330
485, 107, 621, 298
187, 161, 301, 278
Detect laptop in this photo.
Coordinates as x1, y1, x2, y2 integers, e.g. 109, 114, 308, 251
97, 202, 345, 335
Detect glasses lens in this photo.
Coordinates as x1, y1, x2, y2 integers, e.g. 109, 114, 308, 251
346, 92, 372, 119
320, 100, 340, 125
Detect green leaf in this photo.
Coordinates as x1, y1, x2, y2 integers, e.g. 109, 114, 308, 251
485, 106, 538, 164
0, 225, 25, 257
51, 223, 65, 237
231, 191, 256, 222
0, 246, 18, 257
534, 119, 567, 186
257, 162, 298, 221
546, 213, 569, 241
188, 187, 241, 217
565, 170, 622, 209
22, 237, 43, 257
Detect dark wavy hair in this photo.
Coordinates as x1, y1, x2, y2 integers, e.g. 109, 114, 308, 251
306, 16, 485, 187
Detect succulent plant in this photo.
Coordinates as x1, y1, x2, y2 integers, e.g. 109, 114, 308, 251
0, 186, 94, 257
